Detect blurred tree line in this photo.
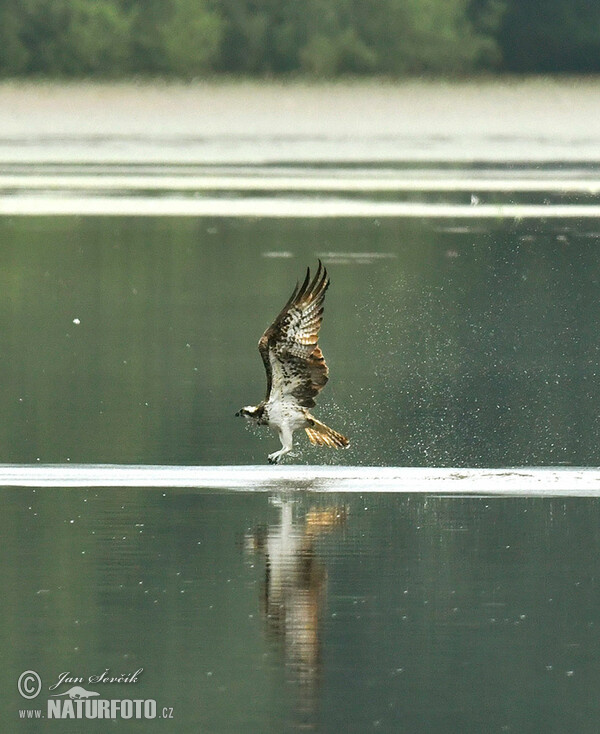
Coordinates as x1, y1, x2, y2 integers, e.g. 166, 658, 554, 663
0, 0, 599, 77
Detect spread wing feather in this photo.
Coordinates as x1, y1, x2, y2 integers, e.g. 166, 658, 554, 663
258, 261, 330, 408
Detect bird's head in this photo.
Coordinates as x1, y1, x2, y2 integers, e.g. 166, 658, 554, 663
235, 405, 261, 423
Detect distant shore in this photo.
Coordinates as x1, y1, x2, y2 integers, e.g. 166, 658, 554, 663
1, 78, 600, 164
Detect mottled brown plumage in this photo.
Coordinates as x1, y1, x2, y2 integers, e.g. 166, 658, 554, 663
258, 260, 330, 408
237, 261, 349, 463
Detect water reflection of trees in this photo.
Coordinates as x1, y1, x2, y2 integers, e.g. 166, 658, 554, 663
245, 497, 347, 729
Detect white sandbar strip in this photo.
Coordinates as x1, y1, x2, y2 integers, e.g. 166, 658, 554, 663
1, 196, 600, 218
1, 465, 599, 496
1, 175, 599, 193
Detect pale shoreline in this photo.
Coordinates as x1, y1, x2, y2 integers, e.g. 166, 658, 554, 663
1, 79, 600, 164
2, 197, 600, 218
0, 464, 598, 495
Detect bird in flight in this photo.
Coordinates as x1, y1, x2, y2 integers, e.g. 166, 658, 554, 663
236, 260, 349, 464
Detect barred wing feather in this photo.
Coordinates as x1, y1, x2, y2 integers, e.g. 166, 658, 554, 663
258, 261, 330, 409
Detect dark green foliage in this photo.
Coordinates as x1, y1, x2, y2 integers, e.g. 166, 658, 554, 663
498, 0, 600, 72
0, 0, 222, 76
0, 0, 135, 75
216, 0, 499, 75
0, 0, 597, 77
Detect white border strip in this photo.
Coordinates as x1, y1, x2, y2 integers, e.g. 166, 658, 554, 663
1, 175, 600, 193
2, 197, 600, 218
1, 465, 600, 495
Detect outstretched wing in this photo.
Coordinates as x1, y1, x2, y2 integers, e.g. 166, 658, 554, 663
258, 261, 330, 408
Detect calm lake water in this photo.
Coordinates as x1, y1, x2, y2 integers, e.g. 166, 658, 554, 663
2, 85, 600, 730
0, 206, 599, 466
4, 487, 600, 732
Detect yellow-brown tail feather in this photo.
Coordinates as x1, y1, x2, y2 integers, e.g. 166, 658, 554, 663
305, 416, 349, 449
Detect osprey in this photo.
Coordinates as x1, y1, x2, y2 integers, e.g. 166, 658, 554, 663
236, 261, 349, 464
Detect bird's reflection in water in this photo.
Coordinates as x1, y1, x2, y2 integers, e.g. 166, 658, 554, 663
245, 496, 347, 729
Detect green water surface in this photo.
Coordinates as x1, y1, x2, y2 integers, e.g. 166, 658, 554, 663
0, 215, 598, 466
2, 212, 600, 732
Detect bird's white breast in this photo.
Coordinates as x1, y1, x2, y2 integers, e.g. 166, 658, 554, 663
265, 400, 307, 431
